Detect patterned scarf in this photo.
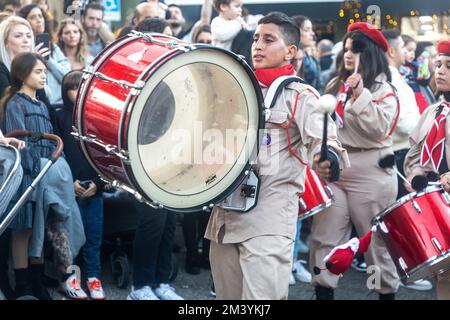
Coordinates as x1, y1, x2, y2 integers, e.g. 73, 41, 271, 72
334, 83, 352, 128
421, 101, 450, 171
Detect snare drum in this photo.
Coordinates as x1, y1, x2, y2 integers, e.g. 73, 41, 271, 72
298, 168, 334, 220
73, 32, 264, 212
373, 186, 450, 284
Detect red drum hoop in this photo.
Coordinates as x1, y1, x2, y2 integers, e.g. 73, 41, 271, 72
373, 186, 450, 284
74, 32, 264, 212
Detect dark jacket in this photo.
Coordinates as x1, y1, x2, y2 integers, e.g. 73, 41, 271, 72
49, 73, 105, 196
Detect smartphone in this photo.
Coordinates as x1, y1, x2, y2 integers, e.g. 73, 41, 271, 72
79, 180, 92, 189
35, 33, 51, 60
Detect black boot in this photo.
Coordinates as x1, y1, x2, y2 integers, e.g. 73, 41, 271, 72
379, 293, 395, 300
185, 251, 200, 275
315, 285, 334, 300
0, 232, 15, 300
29, 264, 53, 300
14, 268, 33, 299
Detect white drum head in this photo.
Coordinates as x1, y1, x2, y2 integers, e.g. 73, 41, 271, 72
127, 47, 261, 211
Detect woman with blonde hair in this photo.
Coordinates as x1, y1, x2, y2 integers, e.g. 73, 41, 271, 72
56, 18, 91, 71
43, 18, 92, 106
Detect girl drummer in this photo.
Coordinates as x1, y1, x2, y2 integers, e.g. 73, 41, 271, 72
310, 22, 401, 299
404, 39, 450, 300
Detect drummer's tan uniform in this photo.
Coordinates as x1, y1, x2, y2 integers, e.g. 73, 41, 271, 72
310, 74, 400, 294
205, 81, 348, 300
404, 101, 450, 300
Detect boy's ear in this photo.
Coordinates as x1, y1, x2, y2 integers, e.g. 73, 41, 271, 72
285, 45, 298, 61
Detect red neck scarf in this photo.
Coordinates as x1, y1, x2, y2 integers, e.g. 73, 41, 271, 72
254, 64, 296, 87
334, 83, 352, 128
421, 101, 450, 171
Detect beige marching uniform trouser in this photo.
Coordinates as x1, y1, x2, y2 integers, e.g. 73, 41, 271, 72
310, 148, 400, 294
209, 231, 294, 300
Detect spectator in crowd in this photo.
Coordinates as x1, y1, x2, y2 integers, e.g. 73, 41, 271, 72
56, 18, 92, 71
45, 18, 91, 106
192, 23, 212, 44
400, 36, 436, 114
125, 19, 182, 301
80, 2, 105, 57
1, 52, 85, 300
18, 4, 51, 36
211, 0, 247, 50
167, 4, 186, 38
31, 0, 55, 34
117, 2, 161, 38
0, 0, 21, 16
318, 39, 334, 71
181, 0, 212, 43
50, 70, 106, 300
292, 15, 322, 92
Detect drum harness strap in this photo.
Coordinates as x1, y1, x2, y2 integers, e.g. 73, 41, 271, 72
264, 76, 316, 166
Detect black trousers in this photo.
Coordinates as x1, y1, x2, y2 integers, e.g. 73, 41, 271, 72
132, 202, 177, 288
182, 211, 210, 263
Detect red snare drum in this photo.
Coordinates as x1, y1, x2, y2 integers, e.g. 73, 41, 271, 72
298, 168, 334, 220
373, 186, 450, 284
73, 32, 264, 212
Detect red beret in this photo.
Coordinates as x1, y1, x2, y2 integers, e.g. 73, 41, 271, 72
347, 22, 389, 52
437, 40, 450, 56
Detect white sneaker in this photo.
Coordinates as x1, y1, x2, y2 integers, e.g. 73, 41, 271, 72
61, 274, 88, 300
298, 239, 310, 254
87, 278, 106, 300
289, 272, 296, 285
400, 279, 433, 291
154, 283, 184, 300
293, 260, 312, 283
127, 286, 160, 300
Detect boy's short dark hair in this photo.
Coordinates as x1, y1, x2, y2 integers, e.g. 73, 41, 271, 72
213, 0, 232, 12
82, 2, 104, 17
136, 17, 168, 34
381, 29, 402, 48
63, 70, 83, 93
258, 12, 300, 49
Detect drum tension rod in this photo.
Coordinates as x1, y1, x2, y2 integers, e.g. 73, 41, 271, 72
70, 129, 129, 161
83, 69, 145, 90
131, 30, 179, 49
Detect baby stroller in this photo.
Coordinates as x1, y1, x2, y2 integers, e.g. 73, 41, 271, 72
0, 130, 63, 300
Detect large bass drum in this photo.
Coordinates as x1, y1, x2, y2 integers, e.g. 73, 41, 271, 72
73, 32, 264, 212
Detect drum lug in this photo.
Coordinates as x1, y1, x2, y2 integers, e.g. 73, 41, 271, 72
298, 198, 307, 212
83, 69, 145, 90
442, 191, 450, 205
411, 200, 422, 214
325, 185, 334, 200
398, 257, 409, 274
111, 180, 161, 210
71, 130, 130, 161
376, 220, 389, 234
431, 237, 443, 253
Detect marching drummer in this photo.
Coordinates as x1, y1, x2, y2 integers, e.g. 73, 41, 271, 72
404, 39, 450, 300
309, 22, 401, 299
204, 12, 348, 300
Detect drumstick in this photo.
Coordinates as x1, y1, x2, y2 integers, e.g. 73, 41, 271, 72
317, 95, 337, 162
353, 53, 360, 75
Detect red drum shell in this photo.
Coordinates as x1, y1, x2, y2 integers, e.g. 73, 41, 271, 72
298, 167, 334, 220
374, 187, 450, 284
